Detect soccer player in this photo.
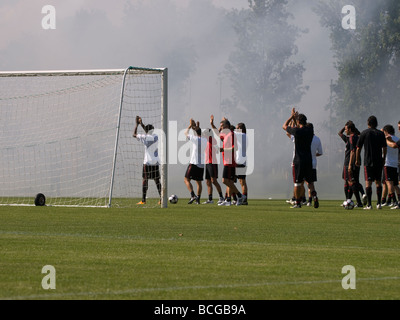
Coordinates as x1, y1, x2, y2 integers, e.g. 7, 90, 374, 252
203, 127, 224, 204
210, 115, 244, 206
235, 123, 249, 205
283, 108, 315, 208
382, 125, 400, 208
384, 123, 400, 210
356, 116, 387, 210
338, 121, 366, 207
184, 119, 208, 205
306, 123, 323, 207
133, 116, 161, 205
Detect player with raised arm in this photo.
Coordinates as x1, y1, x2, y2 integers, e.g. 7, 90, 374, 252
210, 115, 244, 206
203, 126, 224, 205
283, 108, 314, 208
356, 116, 387, 210
184, 119, 208, 205
133, 116, 161, 205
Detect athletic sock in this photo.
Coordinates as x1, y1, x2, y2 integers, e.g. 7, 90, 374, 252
366, 187, 372, 206
352, 184, 362, 205
190, 191, 196, 198
377, 186, 383, 205
208, 194, 213, 201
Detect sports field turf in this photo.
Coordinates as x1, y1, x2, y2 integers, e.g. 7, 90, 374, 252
1, 199, 400, 300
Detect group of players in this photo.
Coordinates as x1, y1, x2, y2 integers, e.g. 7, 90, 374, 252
133, 115, 248, 206
338, 117, 400, 210
284, 107, 400, 210
134, 110, 400, 209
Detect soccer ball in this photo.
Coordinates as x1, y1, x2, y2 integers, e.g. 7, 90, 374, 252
343, 199, 355, 210
169, 194, 178, 204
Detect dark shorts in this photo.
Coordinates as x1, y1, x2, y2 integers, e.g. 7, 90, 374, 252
307, 169, 317, 183
292, 161, 313, 184
222, 166, 236, 180
384, 166, 399, 186
185, 164, 204, 181
343, 165, 360, 183
205, 164, 218, 180
236, 164, 246, 180
364, 165, 383, 182
143, 164, 160, 180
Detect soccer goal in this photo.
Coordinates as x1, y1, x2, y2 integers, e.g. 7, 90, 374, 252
0, 67, 168, 208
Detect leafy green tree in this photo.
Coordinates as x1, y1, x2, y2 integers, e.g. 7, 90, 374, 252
224, 0, 307, 129
314, 0, 400, 128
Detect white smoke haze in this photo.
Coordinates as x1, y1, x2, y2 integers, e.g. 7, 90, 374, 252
0, 0, 350, 200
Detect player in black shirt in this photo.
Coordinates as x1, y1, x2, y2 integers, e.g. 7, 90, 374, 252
356, 116, 387, 210
283, 108, 317, 208
338, 121, 366, 207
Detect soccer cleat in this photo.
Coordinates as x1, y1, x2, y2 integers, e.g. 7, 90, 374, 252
313, 196, 319, 209
363, 206, 372, 210
202, 200, 214, 204
218, 200, 231, 206
381, 202, 387, 207
391, 205, 400, 210
362, 194, 368, 206
291, 204, 302, 209
188, 196, 197, 204
355, 203, 363, 208
236, 196, 243, 206
307, 201, 312, 207
195, 199, 200, 205
137, 201, 146, 205
217, 197, 225, 205
376, 204, 382, 210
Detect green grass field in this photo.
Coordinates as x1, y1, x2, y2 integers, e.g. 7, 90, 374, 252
1, 199, 400, 300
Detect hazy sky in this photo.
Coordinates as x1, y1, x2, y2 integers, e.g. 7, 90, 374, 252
0, 0, 341, 199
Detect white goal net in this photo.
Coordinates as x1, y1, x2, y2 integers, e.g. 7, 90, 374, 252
0, 67, 168, 208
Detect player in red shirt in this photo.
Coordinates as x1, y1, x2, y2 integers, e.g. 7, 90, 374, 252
210, 115, 243, 206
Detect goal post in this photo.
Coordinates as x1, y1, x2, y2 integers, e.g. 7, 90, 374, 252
0, 67, 168, 208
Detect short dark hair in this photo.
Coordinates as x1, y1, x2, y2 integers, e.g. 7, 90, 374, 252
195, 127, 202, 136
345, 120, 355, 132
237, 123, 247, 133
297, 114, 307, 126
220, 119, 231, 129
144, 124, 154, 133
307, 122, 314, 135
383, 124, 395, 135
368, 116, 378, 128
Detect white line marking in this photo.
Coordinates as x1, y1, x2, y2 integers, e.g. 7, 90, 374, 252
3, 277, 400, 300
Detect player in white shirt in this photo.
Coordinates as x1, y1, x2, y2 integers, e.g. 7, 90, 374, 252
235, 123, 248, 205
184, 119, 208, 205
133, 116, 161, 205
382, 125, 400, 208
307, 124, 323, 207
